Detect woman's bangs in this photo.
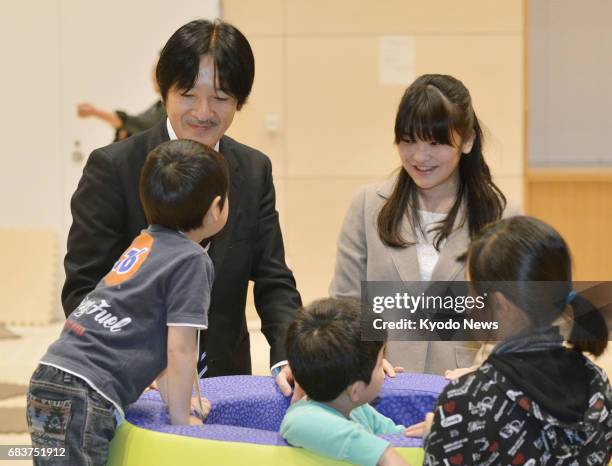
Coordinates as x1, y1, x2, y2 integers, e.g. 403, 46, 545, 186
400, 88, 460, 146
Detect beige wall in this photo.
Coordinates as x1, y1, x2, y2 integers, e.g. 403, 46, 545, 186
224, 0, 525, 308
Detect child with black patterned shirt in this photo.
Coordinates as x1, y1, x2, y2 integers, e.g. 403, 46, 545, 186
412, 217, 612, 466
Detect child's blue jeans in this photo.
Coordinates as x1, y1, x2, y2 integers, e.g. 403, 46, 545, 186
26, 364, 117, 466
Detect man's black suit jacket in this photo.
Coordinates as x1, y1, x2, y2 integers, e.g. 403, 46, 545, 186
62, 121, 302, 376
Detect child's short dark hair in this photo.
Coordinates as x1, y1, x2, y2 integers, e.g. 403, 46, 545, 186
286, 298, 384, 402
139, 140, 229, 231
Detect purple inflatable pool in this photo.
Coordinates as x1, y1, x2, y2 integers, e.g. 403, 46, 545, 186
124, 373, 447, 448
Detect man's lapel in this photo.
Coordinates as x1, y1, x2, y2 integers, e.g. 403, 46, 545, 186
145, 119, 170, 153
208, 136, 244, 268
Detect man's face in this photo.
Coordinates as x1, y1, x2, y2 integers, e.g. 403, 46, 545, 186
165, 54, 238, 147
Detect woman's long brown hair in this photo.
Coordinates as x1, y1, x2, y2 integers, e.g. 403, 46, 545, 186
378, 74, 506, 250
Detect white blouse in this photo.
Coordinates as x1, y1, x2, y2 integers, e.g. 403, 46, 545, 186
415, 209, 447, 281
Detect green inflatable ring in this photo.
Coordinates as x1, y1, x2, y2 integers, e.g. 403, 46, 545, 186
107, 420, 425, 466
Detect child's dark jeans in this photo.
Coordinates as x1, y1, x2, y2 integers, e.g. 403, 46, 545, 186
26, 364, 117, 466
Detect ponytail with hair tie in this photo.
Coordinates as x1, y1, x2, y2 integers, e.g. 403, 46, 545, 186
567, 293, 608, 357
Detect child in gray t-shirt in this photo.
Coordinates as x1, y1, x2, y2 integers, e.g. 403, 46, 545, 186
26, 140, 229, 466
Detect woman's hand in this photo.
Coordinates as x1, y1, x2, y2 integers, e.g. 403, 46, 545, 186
189, 415, 204, 426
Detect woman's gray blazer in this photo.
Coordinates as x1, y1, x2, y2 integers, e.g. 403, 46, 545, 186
330, 175, 517, 375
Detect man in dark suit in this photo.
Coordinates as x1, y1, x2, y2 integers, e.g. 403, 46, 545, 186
62, 19, 302, 394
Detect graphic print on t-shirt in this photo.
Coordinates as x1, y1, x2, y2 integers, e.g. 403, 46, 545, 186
104, 231, 154, 286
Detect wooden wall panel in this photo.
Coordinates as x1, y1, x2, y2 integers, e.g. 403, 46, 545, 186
526, 170, 612, 280
0, 229, 57, 325
285, 0, 522, 35
225, 0, 525, 304
225, 37, 286, 176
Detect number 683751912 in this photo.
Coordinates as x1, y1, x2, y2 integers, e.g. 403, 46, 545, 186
8, 447, 66, 457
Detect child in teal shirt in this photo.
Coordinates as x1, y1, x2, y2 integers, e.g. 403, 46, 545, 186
280, 298, 410, 466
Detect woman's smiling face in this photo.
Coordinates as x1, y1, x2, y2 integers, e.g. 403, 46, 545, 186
398, 133, 468, 193
398, 138, 461, 190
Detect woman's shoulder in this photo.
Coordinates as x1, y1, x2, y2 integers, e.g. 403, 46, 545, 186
501, 199, 523, 218
342, 177, 399, 227
351, 174, 399, 205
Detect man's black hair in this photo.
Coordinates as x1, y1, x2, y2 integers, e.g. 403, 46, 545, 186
156, 19, 254, 109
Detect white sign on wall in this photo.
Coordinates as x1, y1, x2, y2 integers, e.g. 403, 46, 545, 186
379, 36, 416, 85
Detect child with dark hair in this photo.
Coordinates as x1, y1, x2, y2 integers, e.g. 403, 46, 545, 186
409, 216, 612, 465
26, 139, 228, 466
281, 298, 410, 466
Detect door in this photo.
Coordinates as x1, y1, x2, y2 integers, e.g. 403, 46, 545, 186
59, 0, 220, 316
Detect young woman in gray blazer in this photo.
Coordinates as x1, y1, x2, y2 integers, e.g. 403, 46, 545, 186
330, 74, 514, 375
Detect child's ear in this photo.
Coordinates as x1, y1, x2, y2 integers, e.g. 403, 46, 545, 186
347, 381, 366, 403
205, 196, 223, 223
461, 132, 475, 155
491, 291, 530, 330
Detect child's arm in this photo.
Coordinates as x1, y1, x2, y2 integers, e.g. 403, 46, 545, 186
358, 404, 405, 435
444, 365, 479, 381
157, 367, 212, 421
281, 401, 403, 466
166, 326, 200, 425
